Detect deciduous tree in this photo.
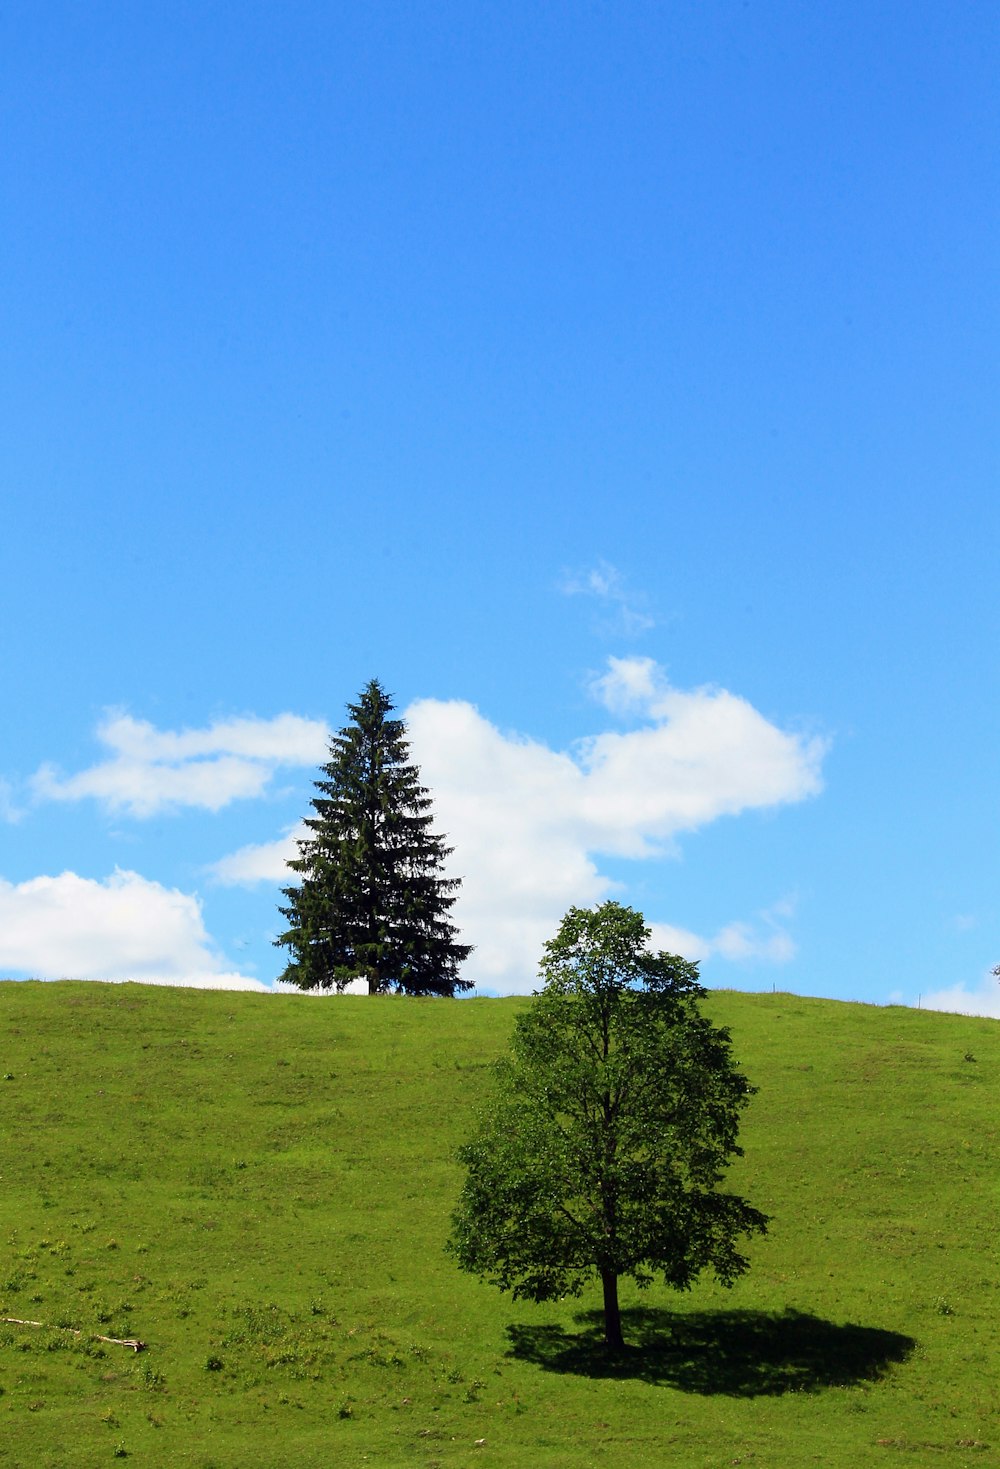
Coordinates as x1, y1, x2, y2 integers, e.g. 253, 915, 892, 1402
448, 902, 768, 1349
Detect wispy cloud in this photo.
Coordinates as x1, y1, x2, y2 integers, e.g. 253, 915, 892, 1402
589, 654, 664, 713
32, 711, 331, 817
0, 868, 267, 989
0, 778, 25, 824
649, 903, 797, 966
214, 660, 826, 993
560, 560, 654, 637
920, 971, 1000, 1019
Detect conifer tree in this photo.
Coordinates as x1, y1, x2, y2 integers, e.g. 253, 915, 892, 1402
276, 679, 472, 995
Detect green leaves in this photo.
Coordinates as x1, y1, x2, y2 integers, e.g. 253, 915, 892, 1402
449, 903, 769, 1345
538, 901, 704, 999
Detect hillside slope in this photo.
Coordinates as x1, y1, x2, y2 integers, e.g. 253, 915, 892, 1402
0, 981, 997, 1467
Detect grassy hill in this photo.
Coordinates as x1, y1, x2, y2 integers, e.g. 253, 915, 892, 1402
0, 980, 997, 1467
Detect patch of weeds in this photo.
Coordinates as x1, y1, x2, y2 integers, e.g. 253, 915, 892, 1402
935, 1297, 954, 1316
463, 1378, 485, 1403
224, 1302, 291, 1347
112, 1442, 128, 1459
338, 1399, 354, 1419
133, 1362, 166, 1391
265, 1346, 301, 1368
205, 1355, 224, 1372
364, 1345, 404, 1368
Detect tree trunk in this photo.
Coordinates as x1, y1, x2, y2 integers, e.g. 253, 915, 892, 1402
601, 1268, 624, 1351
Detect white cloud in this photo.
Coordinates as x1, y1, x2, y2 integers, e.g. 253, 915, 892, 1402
575, 672, 826, 858
560, 561, 655, 636
214, 661, 824, 993
32, 711, 331, 817
274, 974, 370, 996
0, 778, 25, 823
0, 869, 267, 990
920, 973, 1000, 1020
648, 913, 796, 965
590, 654, 663, 713
212, 827, 303, 885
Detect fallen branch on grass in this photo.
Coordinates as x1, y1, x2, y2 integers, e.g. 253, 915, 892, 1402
2, 1316, 146, 1351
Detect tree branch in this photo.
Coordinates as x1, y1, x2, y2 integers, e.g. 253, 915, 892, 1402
2, 1317, 146, 1352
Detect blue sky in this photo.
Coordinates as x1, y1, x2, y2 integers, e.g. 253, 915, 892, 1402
2, 2, 999, 1010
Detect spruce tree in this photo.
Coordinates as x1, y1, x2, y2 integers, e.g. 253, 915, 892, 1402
275, 679, 472, 995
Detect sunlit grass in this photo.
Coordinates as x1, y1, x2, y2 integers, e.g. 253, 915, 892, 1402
1, 981, 997, 1466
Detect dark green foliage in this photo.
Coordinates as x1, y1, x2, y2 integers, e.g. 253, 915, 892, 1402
276, 679, 472, 995
448, 902, 769, 1348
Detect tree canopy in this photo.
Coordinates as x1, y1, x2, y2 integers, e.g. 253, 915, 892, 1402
275, 679, 472, 995
448, 901, 768, 1348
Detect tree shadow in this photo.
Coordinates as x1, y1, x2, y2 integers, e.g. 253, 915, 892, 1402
506, 1306, 916, 1396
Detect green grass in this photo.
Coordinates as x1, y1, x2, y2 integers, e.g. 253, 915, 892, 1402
0, 981, 998, 1467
